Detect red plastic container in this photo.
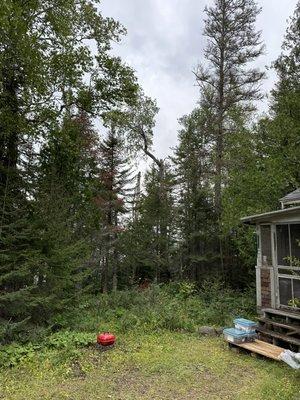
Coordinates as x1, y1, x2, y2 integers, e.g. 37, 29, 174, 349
97, 332, 116, 346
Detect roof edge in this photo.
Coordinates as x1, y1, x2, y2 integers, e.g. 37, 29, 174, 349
279, 188, 300, 203
241, 206, 300, 225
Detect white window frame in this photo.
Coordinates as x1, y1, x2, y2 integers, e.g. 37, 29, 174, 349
275, 222, 300, 310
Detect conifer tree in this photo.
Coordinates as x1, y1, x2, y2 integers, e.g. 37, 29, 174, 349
265, 1, 300, 188
193, 0, 265, 275
97, 126, 134, 292
172, 108, 216, 281
138, 164, 175, 282
195, 0, 265, 215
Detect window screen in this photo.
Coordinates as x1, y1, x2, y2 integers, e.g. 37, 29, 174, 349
261, 225, 272, 265
290, 224, 300, 260
276, 224, 290, 266
294, 280, 300, 300
279, 277, 292, 306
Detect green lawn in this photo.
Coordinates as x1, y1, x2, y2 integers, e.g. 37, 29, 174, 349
1, 332, 299, 400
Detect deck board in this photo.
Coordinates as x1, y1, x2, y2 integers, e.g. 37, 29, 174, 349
258, 317, 300, 333
263, 308, 300, 321
229, 339, 284, 361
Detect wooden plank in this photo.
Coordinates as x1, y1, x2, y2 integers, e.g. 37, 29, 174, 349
257, 326, 300, 346
230, 339, 284, 361
263, 308, 300, 321
258, 317, 300, 333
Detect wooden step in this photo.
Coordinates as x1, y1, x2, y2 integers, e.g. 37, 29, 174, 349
258, 317, 300, 335
230, 339, 284, 361
262, 308, 300, 321
256, 326, 300, 346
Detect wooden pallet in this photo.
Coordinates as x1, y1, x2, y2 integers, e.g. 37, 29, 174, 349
228, 339, 284, 361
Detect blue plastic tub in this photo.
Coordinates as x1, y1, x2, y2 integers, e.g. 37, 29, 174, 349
223, 328, 249, 344
233, 318, 257, 333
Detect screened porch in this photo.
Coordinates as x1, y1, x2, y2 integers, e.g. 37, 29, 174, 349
276, 223, 300, 308
259, 222, 300, 309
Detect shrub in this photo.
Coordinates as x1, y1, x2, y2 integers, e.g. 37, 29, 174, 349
52, 281, 256, 334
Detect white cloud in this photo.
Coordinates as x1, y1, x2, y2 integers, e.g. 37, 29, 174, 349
101, 0, 298, 159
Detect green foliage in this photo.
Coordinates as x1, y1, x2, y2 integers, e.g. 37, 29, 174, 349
198, 279, 256, 325
172, 108, 218, 281
288, 297, 300, 308
0, 331, 94, 369
0, 0, 139, 336
0, 342, 39, 369
266, 3, 300, 187
175, 281, 197, 299
47, 331, 94, 349
120, 165, 176, 284
222, 3, 300, 284
51, 283, 256, 335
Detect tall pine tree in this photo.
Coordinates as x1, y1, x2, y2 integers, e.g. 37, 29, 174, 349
194, 0, 265, 214
194, 0, 265, 274
172, 108, 216, 281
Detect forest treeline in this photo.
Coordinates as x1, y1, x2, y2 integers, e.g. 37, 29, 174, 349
0, 0, 299, 341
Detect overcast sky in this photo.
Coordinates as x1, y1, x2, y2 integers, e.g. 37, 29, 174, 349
101, 0, 298, 159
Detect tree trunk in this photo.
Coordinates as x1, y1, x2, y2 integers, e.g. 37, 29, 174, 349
112, 214, 118, 292
0, 65, 20, 239
102, 255, 108, 293
215, 0, 226, 276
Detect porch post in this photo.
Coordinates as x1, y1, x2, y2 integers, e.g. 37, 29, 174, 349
256, 225, 262, 307
270, 224, 277, 308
